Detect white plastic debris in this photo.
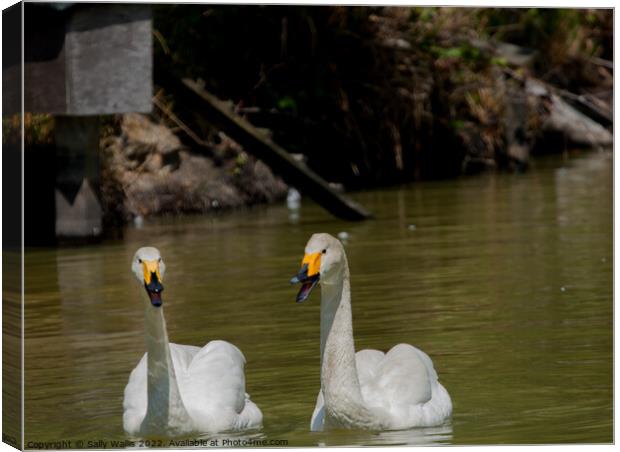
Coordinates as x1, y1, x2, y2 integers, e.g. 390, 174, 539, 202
287, 188, 301, 210
133, 215, 144, 229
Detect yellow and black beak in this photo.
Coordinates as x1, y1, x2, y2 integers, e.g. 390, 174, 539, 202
143, 260, 164, 307
290, 252, 321, 303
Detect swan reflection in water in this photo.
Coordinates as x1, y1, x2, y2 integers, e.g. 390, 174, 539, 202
124, 430, 267, 449
125, 425, 452, 448
315, 423, 453, 447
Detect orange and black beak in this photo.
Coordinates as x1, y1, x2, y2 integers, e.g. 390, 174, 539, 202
290, 252, 321, 303
142, 260, 164, 307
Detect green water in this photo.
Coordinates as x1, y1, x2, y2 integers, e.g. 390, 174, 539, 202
23, 152, 612, 446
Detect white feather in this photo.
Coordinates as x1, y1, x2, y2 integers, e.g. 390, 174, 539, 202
123, 247, 262, 436
302, 234, 452, 431
124, 341, 262, 435
311, 345, 451, 431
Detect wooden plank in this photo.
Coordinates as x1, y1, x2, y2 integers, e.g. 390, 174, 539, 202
155, 69, 371, 221
23, 4, 68, 114
54, 116, 103, 239
64, 4, 152, 114
21, 4, 152, 115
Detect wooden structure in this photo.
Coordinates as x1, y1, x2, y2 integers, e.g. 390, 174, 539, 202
6, 2, 368, 247
6, 3, 152, 242
155, 68, 372, 221
22, 3, 152, 115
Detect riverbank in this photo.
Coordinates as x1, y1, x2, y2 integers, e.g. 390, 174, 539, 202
154, 6, 612, 186
100, 113, 288, 228
8, 7, 612, 227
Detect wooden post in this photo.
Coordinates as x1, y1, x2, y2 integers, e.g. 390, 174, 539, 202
18, 4, 153, 242
54, 116, 103, 239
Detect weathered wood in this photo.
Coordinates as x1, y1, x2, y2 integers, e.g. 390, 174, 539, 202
12, 4, 154, 242
555, 88, 612, 129
526, 79, 612, 149
20, 3, 152, 115
64, 4, 152, 115
54, 116, 103, 239
155, 69, 372, 221
502, 69, 613, 149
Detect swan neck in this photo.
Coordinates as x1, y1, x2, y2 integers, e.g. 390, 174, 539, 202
143, 305, 190, 431
319, 268, 350, 362
145, 306, 173, 371
319, 263, 371, 426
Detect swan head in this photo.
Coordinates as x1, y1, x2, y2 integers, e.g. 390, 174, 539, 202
290, 233, 345, 302
132, 247, 166, 307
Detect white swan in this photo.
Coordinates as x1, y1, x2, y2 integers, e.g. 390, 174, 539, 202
290, 233, 452, 431
123, 247, 262, 437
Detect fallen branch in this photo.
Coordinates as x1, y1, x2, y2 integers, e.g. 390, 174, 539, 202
525, 79, 612, 149
503, 68, 612, 129
554, 88, 612, 128
154, 66, 372, 221
589, 56, 613, 70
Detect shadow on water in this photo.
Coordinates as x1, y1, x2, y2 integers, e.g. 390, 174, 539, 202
23, 151, 612, 446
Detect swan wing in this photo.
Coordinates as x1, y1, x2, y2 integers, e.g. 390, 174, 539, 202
381, 344, 452, 427
378, 344, 435, 406
355, 349, 386, 384
356, 344, 451, 428
180, 340, 262, 431
123, 353, 149, 435
170, 342, 202, 370
309, 345, 449, 431
123, 342, 261, 434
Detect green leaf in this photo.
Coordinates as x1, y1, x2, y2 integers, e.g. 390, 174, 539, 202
277, 96, 298, 112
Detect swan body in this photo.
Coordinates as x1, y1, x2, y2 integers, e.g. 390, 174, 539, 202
291, 234, 452, 431
123, 247, 262, 437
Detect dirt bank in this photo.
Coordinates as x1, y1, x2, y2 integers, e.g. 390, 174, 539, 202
100, 113, 287, 227
154, 6, 612, 185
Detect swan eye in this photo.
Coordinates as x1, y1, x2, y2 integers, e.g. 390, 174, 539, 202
137, 258, 142, 264
158, 257, 162, 263
322, 249, 327, 254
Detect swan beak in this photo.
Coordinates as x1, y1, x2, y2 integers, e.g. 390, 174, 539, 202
290, 252, 321, 303
143, 260, 164, 307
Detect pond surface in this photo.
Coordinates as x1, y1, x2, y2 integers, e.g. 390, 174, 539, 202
24, 151, 612, 447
